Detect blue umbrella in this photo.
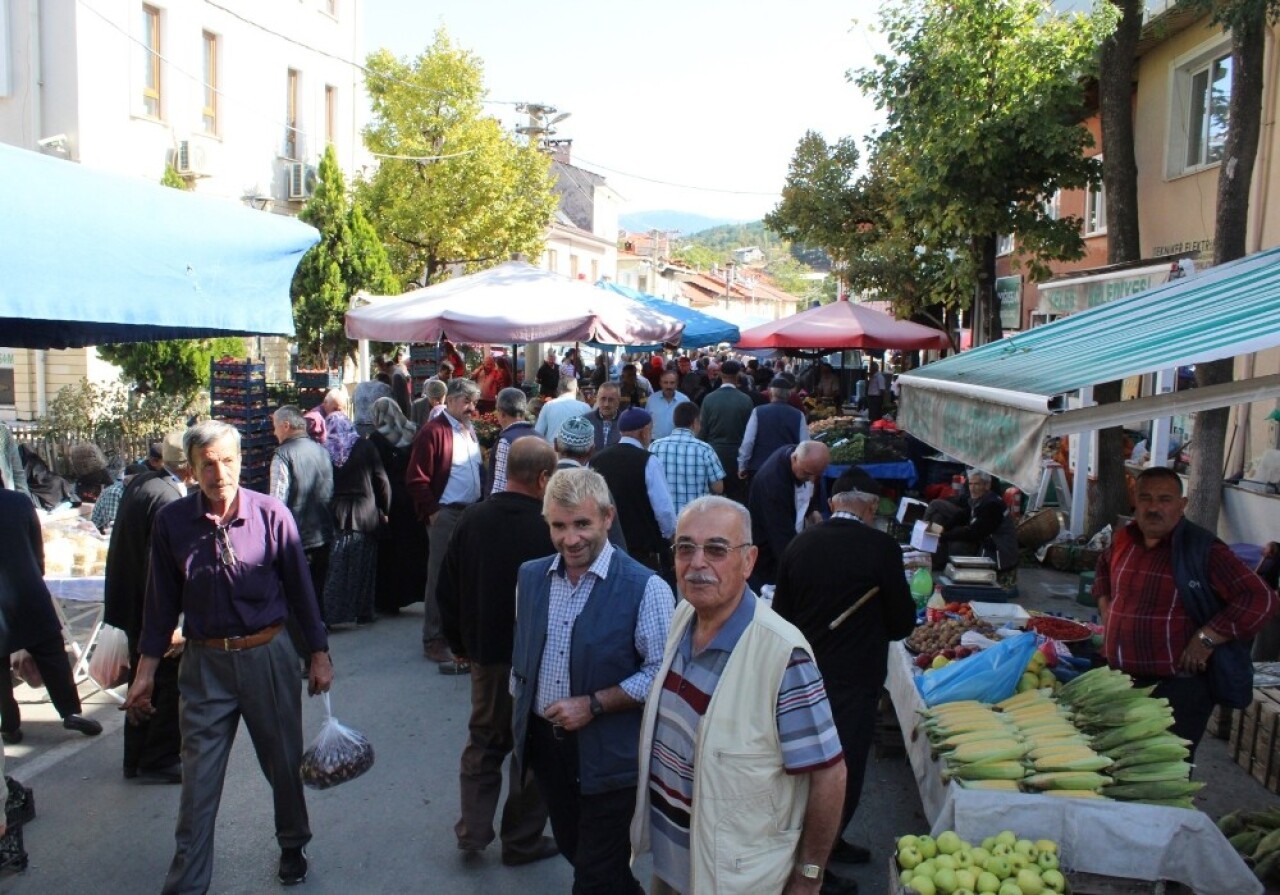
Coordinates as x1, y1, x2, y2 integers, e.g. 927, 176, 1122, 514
591, 281, 739, 349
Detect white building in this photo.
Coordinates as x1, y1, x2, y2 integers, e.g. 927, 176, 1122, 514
0, 0, 369, 420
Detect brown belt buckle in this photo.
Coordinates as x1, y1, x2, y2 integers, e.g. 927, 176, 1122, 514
224, 636, 241, 652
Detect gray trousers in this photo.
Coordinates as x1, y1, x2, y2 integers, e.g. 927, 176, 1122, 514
161, 633, 310, 895
423, 504, 466, 647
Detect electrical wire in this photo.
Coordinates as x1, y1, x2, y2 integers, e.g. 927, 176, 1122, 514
571, 155, 781, 197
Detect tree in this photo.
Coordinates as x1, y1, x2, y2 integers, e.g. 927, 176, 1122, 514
1185, 0, 1277, 528
291, 143, 399, 369
854, 0, 1117, 346
358, 30, 558, 286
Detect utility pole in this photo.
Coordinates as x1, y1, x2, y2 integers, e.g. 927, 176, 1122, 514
514, 102, 571, 151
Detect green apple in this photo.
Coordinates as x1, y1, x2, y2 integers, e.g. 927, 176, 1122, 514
1013, 839, 1036, 856
955, 868, 977, 891
917, 860, 938, 878
991, 843, 1013, 858
1034, 839, 1058, 856
918, 835, 939, 859
899, 834, 921, 851
981, 837, 997, 852
976, 870, 1002, 893
935, 854, 957, 871
1007, 853, 1030, 873
937, 830, 964, 855
998, 883, 1023, 895
933, 867, 959, 895
911, 875, 938, 895
955, 890, 976, 895
1016, 868, 1045, 895
994, 830, 1018, 849
902, 869, 916, 886
1040, 869, 1066, 894
899, 845, 924, 870
969, 847, 991, 869
953, 849, 975, 869
985, 856, 1011, 880
1036, 851, 1059, 872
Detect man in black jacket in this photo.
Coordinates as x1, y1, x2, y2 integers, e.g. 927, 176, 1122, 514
103, 431, 191, 781
772, 469, 916, 874
747, 440, 830, 589
438, 437, 560, 866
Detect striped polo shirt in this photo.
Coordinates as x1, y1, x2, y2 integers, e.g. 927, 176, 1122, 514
648, 592, 843, 893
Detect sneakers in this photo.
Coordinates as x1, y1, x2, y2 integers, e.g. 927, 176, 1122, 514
63, 715, 103, 736
278, 847, 308, 886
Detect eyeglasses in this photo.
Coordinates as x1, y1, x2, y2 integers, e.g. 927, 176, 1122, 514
215, 526, 237, 568
673, 541, 751, 561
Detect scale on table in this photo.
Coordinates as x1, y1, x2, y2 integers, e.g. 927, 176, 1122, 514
941, 556, 998, 586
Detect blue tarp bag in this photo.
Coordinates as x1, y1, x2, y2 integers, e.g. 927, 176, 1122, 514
915, 631, 1039, 707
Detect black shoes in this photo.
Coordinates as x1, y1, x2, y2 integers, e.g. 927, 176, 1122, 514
438, 660, 470, 676
63, 714, 103, 736
1, 729, 22, 744
278, 847, 308, 886
831, 839, 872, 864
820, 869, 859, 895
501, 836, 560, 867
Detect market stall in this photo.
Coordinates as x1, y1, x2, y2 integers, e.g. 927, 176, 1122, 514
592, 281, 739, 349
884, 637, 1261, 893
733, 295, 951, 352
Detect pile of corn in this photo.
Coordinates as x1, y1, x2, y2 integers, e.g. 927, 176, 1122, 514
921, 665, 1198, 806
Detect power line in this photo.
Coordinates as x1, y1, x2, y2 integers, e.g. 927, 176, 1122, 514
571, 155, 781, 197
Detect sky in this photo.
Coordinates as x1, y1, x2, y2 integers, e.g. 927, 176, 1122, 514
362, 0, 888, 223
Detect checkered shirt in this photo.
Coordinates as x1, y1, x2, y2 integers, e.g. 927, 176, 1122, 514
649, 428, 726, 514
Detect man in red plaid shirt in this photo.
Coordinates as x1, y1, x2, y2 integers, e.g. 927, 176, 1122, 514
1095, 466, 1277, 753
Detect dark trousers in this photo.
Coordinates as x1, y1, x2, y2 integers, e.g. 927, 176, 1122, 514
828, 684, 881, 834
867, 394, 884, 422
0, 634, 83, 730
124, 652, 182, 773
162, 633, 310, 895
456, 663, 549, 857
1138, 673, 1215, 761
526, 716, 643, 895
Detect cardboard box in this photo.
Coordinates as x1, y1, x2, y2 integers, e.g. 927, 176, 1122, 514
897, 497, 929, 527
910, 520, 943, 553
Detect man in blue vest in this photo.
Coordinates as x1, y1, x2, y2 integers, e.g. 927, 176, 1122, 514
511, 467, 674, 895
738, 375, 809, 482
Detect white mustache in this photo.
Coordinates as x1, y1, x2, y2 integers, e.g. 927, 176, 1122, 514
683, 574, 718, 585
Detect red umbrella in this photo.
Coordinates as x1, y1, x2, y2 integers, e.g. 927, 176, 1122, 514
733, 297, 951, 351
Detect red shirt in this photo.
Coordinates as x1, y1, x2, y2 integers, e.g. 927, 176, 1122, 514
1095, 521, 1277, 677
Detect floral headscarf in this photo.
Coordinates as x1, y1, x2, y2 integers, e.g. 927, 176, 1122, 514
324, 411, 359, 467
371, 396, 416, 449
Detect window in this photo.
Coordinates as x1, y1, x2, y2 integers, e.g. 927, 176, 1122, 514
141, 5, 161, 118
590, 260, 599, 283
996, 234, 1014, 256
284, 69, 300, 159
324, 85, 336, 146
1169, 42, 1232, 177
1084, 158, 1106, 236
201, 32, 218, 135
0, 369, 13, 406
1042, 190, 1061, 221
546, 249, 558, 272
570, 255, 580, 279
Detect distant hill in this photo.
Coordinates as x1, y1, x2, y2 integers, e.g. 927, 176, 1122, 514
620, 210, 741, 235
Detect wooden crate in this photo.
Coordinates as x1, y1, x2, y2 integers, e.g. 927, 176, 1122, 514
1206, 705, 1234, 740
1228, 688, 1280, 793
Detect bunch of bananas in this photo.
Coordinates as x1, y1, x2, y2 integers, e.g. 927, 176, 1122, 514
1055, 666, 1199, 808
1218, 809, 1280, 884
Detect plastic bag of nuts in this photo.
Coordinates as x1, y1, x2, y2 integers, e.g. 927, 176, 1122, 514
300, 694, 374, 790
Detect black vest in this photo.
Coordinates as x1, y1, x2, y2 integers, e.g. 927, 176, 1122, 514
273, 436, 333, 549
591, 444, 663, 555
750, 403, 804, 472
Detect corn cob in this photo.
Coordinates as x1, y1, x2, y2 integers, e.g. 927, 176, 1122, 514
1074, 699, 1172, 730
1110, 744, 1190, 769
1101, 779, 1205, 800
1108, 733, 1193, 756
1091, 716, 1178, 752
942, 761, 1029, 781
1031, 754, 1115, 773
1027, 741, 1095, 760
1022, 771, 1112, 791
1039, 789, 1106, 799
997, 689, 1054, 711
938, 728, 1023, 750
955, 779, 1022, 791
1138, 798, 1196, 809
1109, 762, 1193, 784
947, 741, 1029, 765
1253, 827, 1280, 860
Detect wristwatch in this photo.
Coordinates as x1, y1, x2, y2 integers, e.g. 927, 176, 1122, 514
588, 693, 605, 718
1198, 631, 1217, 650
798, 863, 823, 881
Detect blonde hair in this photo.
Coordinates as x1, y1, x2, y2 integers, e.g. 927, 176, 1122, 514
543, 467, 613, 516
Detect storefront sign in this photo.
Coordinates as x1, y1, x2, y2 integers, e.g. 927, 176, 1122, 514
1036, 263, 1172, 316
996, 276, 1022, 330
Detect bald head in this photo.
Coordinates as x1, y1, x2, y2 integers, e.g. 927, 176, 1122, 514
791, 440, 830, 484
504, 437, 558, 498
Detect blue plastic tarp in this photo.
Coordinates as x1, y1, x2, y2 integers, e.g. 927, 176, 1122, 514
591, 281, 739, 349
0, 143, 319, 349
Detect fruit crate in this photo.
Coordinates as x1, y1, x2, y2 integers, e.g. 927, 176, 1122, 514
1227, 688, 1280, 793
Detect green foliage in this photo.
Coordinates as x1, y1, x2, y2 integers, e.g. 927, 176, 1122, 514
37, 378, 197, 442
96, 337, 247, 399
849, 0, 1117, 343
160, 164, 191, 190
358, 30, 558, 286
766, 132, 866, 270
291, 144, 399, 369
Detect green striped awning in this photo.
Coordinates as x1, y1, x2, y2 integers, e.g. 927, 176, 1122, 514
898, 246, 1280, 490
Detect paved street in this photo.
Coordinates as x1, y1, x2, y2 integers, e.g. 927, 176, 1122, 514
4, 570, 1279, 893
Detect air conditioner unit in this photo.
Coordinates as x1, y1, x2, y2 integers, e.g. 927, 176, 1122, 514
287, 162, 317, 200
174, 139, 209, 176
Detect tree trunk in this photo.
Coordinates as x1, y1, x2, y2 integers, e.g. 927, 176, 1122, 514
1086, 0, 1145, 537
1187, 3, 1267, 530
972, 234, 1001, 347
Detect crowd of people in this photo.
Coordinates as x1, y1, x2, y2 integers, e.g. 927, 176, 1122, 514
0, 339, 1277, 894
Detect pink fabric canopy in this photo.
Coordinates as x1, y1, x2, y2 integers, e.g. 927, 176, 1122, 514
345, 261, 684, 346
733, 298, 951, 351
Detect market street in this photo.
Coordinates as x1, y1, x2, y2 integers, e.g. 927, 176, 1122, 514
5, 571, 1279, 894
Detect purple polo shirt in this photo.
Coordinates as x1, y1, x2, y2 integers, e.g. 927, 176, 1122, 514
139, 487, 329, 658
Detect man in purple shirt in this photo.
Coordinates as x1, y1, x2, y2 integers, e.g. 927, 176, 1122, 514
124, 421, 333, 892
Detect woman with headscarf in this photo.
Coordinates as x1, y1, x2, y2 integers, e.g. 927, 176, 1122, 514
368, 397, 429, 615
322, 410, 391, 625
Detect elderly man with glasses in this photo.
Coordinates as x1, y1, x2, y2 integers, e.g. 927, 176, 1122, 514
631, 495, 850, 895
124, 420, 332, 892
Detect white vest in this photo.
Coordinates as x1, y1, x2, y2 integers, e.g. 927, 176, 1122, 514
631, 597, 813, 894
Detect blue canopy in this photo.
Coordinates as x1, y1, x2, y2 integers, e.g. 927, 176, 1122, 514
591, 281, 739, 349
0, 142, 319, 349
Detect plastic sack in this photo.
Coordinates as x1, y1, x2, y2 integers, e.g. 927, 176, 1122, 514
10, 652, 41, 689
88, 625, 131, 690
300, 693, 374, 790
915, 631, 1038, 707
